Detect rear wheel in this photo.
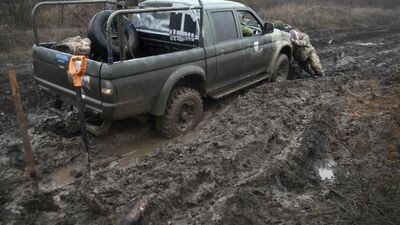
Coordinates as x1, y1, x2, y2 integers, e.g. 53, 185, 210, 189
271, 54, 290, 82
155, 87, 203, 139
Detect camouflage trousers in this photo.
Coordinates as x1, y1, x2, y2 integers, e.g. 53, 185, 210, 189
298, 51, 325, 77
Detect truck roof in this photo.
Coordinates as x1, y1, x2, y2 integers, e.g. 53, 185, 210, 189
140, 0, 246, 9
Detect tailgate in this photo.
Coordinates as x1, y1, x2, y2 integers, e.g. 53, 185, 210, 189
32, 44, 103, 115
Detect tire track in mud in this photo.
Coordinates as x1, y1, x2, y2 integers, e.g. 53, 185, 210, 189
48, 77, 347, 225
197, 74, 400, 225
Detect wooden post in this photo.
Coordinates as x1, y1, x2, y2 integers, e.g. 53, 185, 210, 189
6, 64, 39, 189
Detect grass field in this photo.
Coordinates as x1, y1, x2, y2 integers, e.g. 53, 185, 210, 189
0, 27, 87, 62
238, 0, 400, 30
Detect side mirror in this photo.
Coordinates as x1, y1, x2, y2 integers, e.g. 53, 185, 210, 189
263, 22, 274, 34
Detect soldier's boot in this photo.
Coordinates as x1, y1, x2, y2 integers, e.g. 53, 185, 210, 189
299, 59, 314, 77
309, 52, 325, 77
306, 61, 317, 77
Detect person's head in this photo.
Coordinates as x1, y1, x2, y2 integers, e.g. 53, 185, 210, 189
294, 27, 302, 33
274, 20, 285, 30
237, 12, 244, 22
290, 30, 299, 40
284, 24, 294, 32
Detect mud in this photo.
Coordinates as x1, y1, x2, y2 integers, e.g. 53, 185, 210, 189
1, 24, 399, 225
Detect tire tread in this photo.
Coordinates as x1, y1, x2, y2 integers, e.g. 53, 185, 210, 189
156, 87, 203, 138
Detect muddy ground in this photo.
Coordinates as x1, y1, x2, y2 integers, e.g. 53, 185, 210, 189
0, 24, 399, 225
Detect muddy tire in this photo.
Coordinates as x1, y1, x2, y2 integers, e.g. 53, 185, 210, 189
155, 87, 203, 139
271, 54, 290, 82
87, 10, 139, 59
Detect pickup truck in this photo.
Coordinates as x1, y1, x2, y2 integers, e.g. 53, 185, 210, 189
32, 0, 293, 138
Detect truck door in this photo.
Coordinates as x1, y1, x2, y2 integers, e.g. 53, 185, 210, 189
209, 10, 245, 90
236, 10, 274, 79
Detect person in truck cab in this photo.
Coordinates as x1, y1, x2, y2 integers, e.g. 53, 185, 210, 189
241, 24, 254, 37
290, 29, 326, 77
237, 12, 254, 36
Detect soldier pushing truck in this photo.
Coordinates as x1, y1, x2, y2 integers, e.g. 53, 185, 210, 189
275, 20, 326, 77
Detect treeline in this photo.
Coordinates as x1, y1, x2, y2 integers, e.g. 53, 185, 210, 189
1, 0, 399, 29
0, 0, 35, 28
0, 0, 103, 29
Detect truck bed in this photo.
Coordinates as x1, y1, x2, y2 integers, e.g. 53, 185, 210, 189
33, 34, 206, 121
46, 31, 199, 62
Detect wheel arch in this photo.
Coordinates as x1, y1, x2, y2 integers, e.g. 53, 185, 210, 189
280, 45, 293, 62
151, 65, 206, 116
267, 41, 293, 79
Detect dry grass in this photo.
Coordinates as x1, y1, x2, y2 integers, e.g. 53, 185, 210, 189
0, 3, 101, 63
236, 0, 400, 30
1, 0, 400, 63
0, 27, 87, 63
258, 4, 400, 30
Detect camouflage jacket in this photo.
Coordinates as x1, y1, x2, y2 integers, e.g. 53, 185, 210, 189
292, 32, 315, 62
241, 25, 253, 37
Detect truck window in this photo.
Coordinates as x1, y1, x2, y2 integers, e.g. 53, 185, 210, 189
170, 12, 183, 30
211, 11, 238, 43
237, 10, 263, 37
184, 14, 197, 33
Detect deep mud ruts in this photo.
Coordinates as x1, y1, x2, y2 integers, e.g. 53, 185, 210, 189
1, 24, 399, 225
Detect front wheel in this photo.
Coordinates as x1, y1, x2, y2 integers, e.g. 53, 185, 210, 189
155, 87, 203, 139
271, 54, 290, 82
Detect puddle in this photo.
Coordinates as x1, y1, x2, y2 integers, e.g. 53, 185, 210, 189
41, 161, 82, 190
117, 135, 171, 167
319, 168, 334, 181
379, 50, 391, 54
42, 134, 171, 188
336, 56, 357, 68
318, 158, 336, 181
353, 42, 382, 46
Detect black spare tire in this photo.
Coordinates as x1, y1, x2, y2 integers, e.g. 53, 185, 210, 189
88, 10, 139, 59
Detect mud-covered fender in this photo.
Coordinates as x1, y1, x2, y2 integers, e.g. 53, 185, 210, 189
267, 39, 293, 76
151, 65, 206, 116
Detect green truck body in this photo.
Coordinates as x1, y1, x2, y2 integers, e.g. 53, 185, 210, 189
32, 0, 292, 135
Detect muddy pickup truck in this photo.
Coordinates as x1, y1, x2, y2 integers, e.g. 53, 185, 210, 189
32, 0, 292, 138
